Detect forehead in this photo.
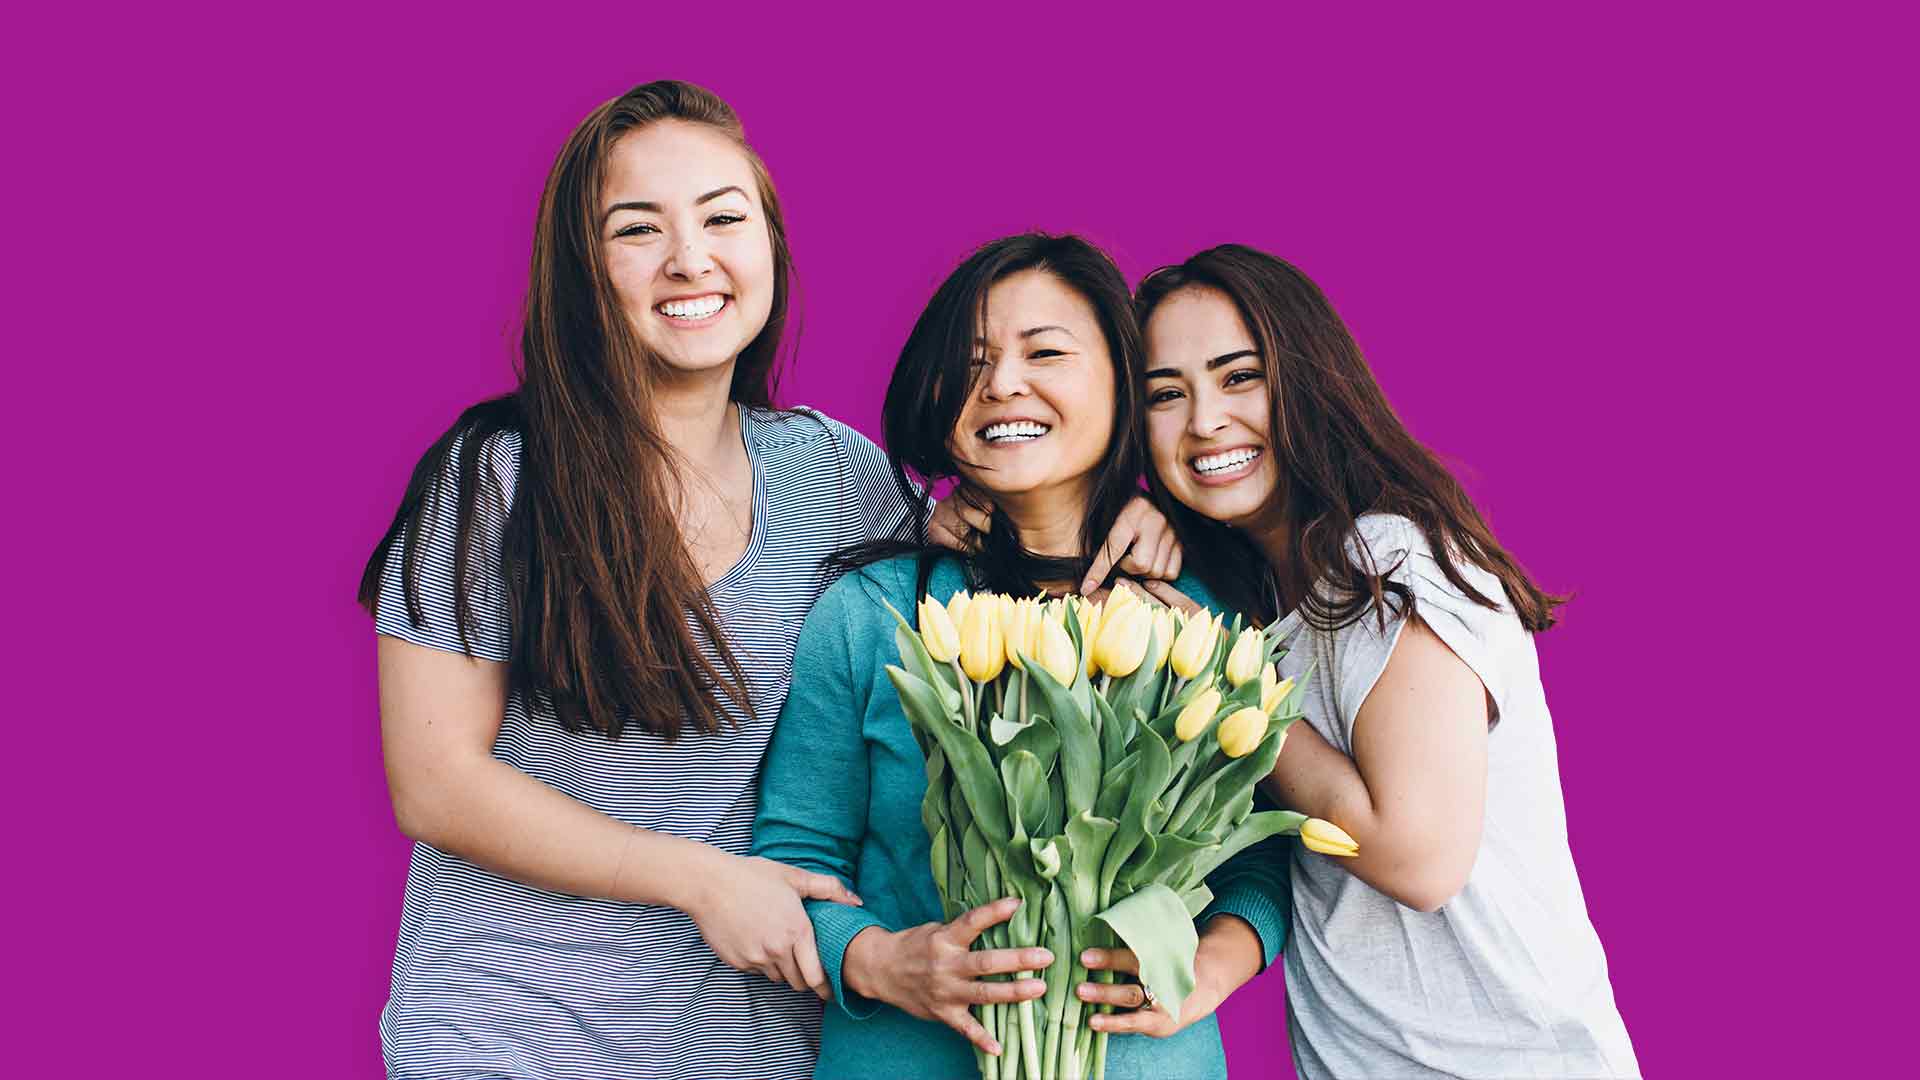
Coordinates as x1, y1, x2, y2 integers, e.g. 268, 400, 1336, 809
602, 121, 758, 205
1145, 287, 1249, 363
982, 269, 1102, 335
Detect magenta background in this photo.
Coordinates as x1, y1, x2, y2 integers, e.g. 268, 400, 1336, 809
12, 2, 1912, 1077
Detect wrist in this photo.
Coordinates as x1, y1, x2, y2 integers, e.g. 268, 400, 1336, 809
842, 926, 891, 1001
657, 836, 725, 913
1197, 913, 1262, 997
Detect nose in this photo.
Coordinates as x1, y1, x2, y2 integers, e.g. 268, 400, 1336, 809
978, 356, 1031, 402
664, 230, 715, 280
1187, 386, 1230, 438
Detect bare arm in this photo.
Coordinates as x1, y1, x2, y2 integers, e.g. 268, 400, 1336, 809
1262, 618, 1488, 912
377, 634, 859, 995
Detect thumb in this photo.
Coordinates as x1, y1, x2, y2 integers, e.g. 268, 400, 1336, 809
793, 870, 863, 906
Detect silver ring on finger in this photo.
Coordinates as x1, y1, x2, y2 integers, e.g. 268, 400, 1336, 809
1139, 983, 1159, 1011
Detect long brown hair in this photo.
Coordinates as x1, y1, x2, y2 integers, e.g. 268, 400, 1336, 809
1135, 244, 1564, 634
357, 80, 797, 739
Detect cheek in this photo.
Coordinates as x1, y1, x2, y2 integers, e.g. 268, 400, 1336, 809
605, 249, 658, 307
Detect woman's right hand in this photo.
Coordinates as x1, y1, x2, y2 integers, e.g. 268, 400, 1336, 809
688, 853, 864, 1000
844, 897, 1051, 1056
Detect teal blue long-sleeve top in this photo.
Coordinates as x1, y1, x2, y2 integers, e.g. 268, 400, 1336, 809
751, 554, 1293, 1080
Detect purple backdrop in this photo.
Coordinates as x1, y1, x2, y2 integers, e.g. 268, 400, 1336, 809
16, 2, 1910, 1077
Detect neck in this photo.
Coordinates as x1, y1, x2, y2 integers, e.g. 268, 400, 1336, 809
997, 479, 1096, 562
1243, 510, 1291, 575
651, 363, 740, 467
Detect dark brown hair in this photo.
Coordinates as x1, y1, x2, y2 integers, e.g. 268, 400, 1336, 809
1135, 244, 1564, 633
835, 233, 1146, 597
357, 80, 797, 739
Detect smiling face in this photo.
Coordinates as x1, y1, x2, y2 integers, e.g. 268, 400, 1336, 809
600, 121, 776, 378
950, 268, 1116, 504
1143, 286, 1281, 525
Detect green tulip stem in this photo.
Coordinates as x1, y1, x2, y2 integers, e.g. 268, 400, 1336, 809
1091, 1030, 1109, 1080
952, 659, 976, 732
1013, 979, 1042, 1080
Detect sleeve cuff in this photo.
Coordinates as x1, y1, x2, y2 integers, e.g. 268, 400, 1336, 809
808, 899, 891, 1020
1202, 880, 1290, 970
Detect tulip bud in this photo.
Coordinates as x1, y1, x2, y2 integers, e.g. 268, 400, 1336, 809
1174, 687, 1222, 742
1035, 615, 1078, 686
1224, 627, 1265, 688
1148, 607, 1175, 673
945, 590, 971, 631
1301, 818, 1359, 857
1259, 667, 1294, 715
918, 596, 961, 663
1000, 598, 1039, 670
959, 593, 1006, 683
1217, 706, 1269, 758
1094, 602, 1154, 678
1169, 608, 1216, 679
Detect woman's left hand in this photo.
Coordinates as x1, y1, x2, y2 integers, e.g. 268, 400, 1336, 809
1081, 496, 1183, 593
1076, 915, 1264, 1038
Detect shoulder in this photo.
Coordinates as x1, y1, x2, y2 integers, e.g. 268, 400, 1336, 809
746, 405, 878, 459
1345, 513, 1426, 568
822, 551, 964, 612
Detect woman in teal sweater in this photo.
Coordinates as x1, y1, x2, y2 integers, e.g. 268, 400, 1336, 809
752, 234, 1291, 1080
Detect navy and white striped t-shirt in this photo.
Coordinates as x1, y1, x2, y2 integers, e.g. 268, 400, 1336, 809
374, 405, 915, 1080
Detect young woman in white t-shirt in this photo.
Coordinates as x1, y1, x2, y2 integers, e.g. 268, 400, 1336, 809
1122, 245, 1640, 1079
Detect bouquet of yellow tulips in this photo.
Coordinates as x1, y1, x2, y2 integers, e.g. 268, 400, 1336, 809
884, 587, 1357, 1080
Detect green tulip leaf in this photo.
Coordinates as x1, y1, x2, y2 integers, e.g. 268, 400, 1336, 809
1180, 883, 1215, 918
1186, 810, 1307, 883
884, 604, 963, 717
1102, 725, 1172, 906
1094, 883, 1199, 1018
1000, 750, 1049, 839
1124, 833, 1216, 892
891, 665, 1011, 844
1027, 660, 1099, 813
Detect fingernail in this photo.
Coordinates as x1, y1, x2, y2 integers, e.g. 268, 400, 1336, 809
1078, 985, 1095, 1000
1024, 979, 1047, 995
1082, 948, 1102, 964
1028, 950, 1052, 966
988, 1041, 1002, 1056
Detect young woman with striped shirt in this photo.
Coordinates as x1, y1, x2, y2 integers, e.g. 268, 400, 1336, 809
360, 82, 1177, 1080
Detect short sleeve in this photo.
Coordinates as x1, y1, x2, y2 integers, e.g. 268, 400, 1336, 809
823, 415, 924, 543
371, 430, 520, 662
1324, 515, 1508, 752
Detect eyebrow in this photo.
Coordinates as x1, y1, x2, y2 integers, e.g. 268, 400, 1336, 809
1144, 348, 1259, 380
601, 186, 750, 223
971, 325, 1081, 349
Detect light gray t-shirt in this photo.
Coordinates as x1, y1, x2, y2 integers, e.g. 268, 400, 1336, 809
1275, 514, 1639, 1079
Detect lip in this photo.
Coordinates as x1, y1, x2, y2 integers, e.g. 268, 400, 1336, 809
654, 292, 731, 328
1187, 444, 1264, 487
975, 416, 1054, 448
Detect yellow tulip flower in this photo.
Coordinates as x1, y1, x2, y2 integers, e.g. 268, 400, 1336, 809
1260, 667, 1294, 715
1168, 608, 1216, 679
1301, 818, 1359, 857
1224, 627, 1265, 688
945, 590, 971, 631
1093, 602, 1153, 678
1148, 607, 1175, 673
1174, 687, 1222, 742
1002, 597, 1043, 670
1035, 615, 1078, 686
918, 595, 961, 663
958, 593, 1006, 683
1217, 706, 1269, 758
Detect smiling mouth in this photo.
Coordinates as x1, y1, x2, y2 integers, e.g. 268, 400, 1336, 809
655, 294, 729, 323
980, 421, 1052, 445
1190, 446, 1263, 477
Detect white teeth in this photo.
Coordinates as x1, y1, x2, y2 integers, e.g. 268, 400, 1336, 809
982, 421, 1051, 443
658, 295, 725, 319
1193, 448, 1261, 474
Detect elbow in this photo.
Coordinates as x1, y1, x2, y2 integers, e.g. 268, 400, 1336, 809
1381, 858, 1473, 913
387, 777, 450, 846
